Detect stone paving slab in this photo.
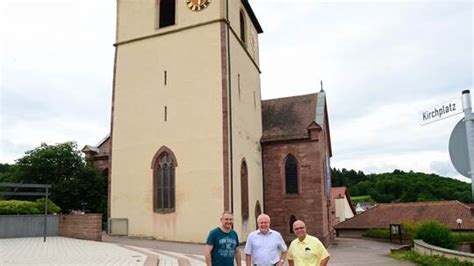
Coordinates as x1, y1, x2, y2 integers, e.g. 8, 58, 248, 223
0, 237, 147, 265
127, 245, 250, 266
0, 235, 415, 265
104, 235, 414, 266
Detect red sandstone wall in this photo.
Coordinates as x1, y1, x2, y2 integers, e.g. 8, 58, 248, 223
262, 137, 331, 245
59, 214, 102, 241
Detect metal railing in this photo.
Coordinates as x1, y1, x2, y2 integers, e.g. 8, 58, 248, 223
0, 183, 52, 242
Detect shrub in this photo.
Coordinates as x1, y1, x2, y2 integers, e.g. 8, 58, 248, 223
0, 199, 61, 215
363, 229, 390, 239
34, 198, 61, 214
454, 232, 474, 243
0, 200, 39, 214
401, 221, 419, 241
415, 220, 458, 249
391, 250, 473, 266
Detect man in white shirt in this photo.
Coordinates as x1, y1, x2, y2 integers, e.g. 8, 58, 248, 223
244, 214, 287, 266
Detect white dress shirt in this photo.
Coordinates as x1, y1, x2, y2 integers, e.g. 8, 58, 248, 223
244, 229, 287, 265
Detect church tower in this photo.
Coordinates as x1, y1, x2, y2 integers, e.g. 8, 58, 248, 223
109, 0, 264, 242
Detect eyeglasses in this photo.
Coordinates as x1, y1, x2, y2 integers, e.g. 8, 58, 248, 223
294, 227, 305, 230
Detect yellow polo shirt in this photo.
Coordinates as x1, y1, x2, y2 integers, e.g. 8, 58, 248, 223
287, 235, 329, 266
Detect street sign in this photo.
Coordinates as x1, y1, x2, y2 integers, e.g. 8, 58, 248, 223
449, 118, 470, 178
420, 97, 463, 125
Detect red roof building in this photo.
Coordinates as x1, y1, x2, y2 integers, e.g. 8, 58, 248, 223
335, 200, 474, 237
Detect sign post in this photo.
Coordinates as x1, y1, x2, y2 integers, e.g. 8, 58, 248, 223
421, 90, 473, 200
420, 97, 463, 125
461, 90, 474, 200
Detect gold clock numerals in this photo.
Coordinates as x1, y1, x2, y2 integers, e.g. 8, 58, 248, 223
186, 0, 210, 11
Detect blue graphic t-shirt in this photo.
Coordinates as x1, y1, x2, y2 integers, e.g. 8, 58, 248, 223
206, 227, 239, 266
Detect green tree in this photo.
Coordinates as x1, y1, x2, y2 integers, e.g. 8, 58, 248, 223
8, 142, 107, 214
0, 163, 18, 183
332, 168, 471, 203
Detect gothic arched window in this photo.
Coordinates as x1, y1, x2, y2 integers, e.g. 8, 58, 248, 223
285, 154, 298, 194
159, 0, 176, 28
241, 160, 249, 220
152, 147, 177, 213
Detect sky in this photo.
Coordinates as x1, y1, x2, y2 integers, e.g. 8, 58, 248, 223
0, 0, 472, 182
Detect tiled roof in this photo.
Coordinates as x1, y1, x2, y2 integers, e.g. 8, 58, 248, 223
96, 134, 110, 148
261, 93, 319, 142
335, 200, 474, 230
81, 145, 99, 153
241, 0, 263, 33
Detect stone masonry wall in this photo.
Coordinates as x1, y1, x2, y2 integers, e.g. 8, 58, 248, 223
59, 214, 102, 241
262, 138, 331, 245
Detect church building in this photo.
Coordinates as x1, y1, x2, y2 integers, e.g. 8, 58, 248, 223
84, 0, 333, 245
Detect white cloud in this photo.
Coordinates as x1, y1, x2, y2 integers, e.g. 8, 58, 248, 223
0, 0, 115, 163
0, 0, 471, 186
0, 114, 109, 163
329, 91, 467, 181
252, 1, 472, 182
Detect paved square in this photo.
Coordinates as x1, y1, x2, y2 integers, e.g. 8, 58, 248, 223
0, 237, 147, 265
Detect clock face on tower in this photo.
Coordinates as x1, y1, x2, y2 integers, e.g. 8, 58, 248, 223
186, 0, 211, 11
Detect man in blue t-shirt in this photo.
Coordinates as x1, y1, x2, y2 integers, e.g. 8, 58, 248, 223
205, 211, 242, 266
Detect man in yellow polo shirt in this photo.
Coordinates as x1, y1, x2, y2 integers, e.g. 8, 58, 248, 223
287, 220, 330, 266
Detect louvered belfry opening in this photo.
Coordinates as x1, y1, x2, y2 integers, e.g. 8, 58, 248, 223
159, 0, 176, 28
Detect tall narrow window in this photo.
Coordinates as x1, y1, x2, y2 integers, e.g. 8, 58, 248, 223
240, 10, 246, 44
253, 91, 256, 109
152, 148, 177, 213
164, 106, 167, 121
159, 0, 176, 28
164, 70, 167, 86
241, 160, 249, 220
285, 155, 298, 194
238, 74, 241, 100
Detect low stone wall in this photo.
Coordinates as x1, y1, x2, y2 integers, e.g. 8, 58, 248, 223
414, 239, 474, 263
458, 242, 474, 253
59, 214, 102, 241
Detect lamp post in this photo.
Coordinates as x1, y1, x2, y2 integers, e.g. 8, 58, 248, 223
456, 218, 463, 237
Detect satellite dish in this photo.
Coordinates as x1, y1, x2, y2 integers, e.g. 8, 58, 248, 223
449, 119, 470, 178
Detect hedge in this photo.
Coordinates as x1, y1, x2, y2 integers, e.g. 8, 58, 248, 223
390, 251, 473, 266
363, 229, 390, 239
0, 199, 61, 215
